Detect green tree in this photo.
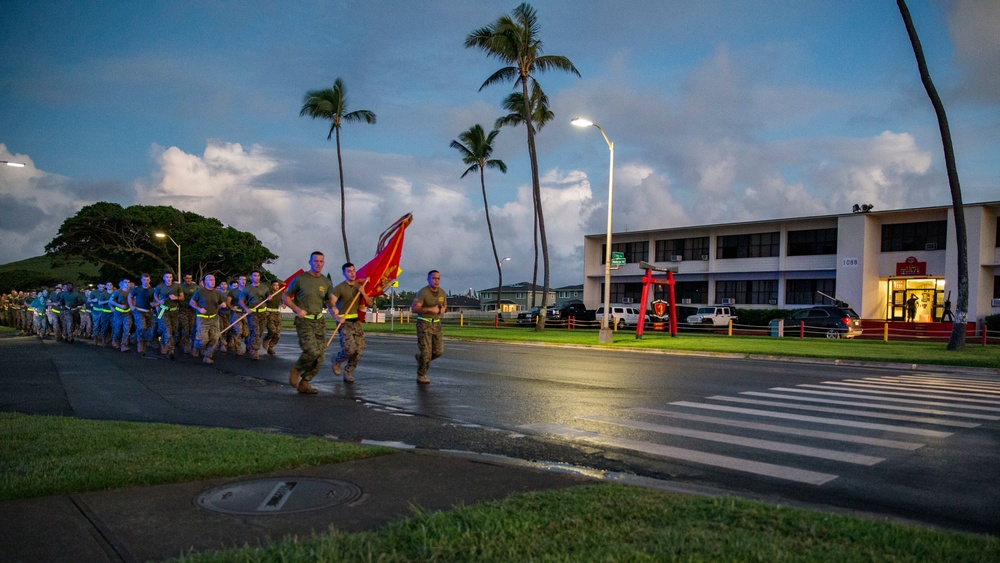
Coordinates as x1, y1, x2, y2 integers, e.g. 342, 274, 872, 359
495, 84, 553, 308
450, 124, 508, 315
299, 78, 377, 262
466, 2, 579, 329
44, 203, 277, 281
897, 0, 968, 350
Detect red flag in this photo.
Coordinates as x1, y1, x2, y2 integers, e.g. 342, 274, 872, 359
357, 213, 412, 298
282, 269, 305, 288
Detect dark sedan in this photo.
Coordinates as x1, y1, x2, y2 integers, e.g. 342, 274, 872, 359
777, 306, 863, 339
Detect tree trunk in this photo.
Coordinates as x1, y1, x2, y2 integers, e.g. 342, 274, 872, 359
335, 127, 351, 262
897, 0, 968, 350
480, 168, 504, 317
522, 79, 548, 330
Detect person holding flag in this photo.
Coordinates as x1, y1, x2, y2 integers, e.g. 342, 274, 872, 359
283, 251, 335, 394
330, 262, 371, 383
261, 280, 284, 355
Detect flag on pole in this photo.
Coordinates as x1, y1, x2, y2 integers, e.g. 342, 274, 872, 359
357, 213, 412, 299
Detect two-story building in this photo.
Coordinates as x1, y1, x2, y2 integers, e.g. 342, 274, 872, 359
478, 282, 556, 312
583, 201, 1000, 323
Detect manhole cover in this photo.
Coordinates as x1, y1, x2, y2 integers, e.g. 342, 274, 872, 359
197, 477, 362, 515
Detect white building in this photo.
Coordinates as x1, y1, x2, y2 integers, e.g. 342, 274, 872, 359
582, 201, 1000, 323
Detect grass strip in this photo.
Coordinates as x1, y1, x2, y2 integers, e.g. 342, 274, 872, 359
175, 483, 999, 562
0, 412, 392, 501
360, 322, 1000, 369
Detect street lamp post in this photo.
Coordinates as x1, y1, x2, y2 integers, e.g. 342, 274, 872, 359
571, 117, 615, 343
154, 232, 181, 278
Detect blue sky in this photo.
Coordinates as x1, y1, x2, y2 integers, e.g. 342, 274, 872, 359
1, 1, 997, 294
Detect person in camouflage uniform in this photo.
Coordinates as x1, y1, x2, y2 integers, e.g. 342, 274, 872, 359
109, 279, 133, 352
239, 270, 270, 361
330, 262, 371, 383
178, 273, 198, 355
261, 280, 283, 355
58, 282, 85, 343
154, 271, 183, 359
189, 274, 228, 365
282, 251, 335, 394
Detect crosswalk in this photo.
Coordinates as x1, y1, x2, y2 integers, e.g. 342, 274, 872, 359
520, 374, 1000, 486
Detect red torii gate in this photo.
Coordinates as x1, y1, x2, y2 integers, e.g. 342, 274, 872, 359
636, 261, 678, 339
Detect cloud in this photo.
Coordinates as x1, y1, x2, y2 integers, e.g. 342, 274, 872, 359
948, 0, 1000, 102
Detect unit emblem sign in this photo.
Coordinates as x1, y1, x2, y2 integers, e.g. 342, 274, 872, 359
896, 256, 927, 276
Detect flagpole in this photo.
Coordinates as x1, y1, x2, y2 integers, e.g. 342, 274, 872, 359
325, 280, 367, 347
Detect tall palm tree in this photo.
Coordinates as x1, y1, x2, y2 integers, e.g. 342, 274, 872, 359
450, 125, 508, 316
299, 78, 376, 261
496, 85, 553, 309
466, 2, 579, 330
897, 0, 968, 350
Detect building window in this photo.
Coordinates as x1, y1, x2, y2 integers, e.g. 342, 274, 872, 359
654, 281, 708, 304
715, 280, 778, 304
881, 220, 947, 252
655, 237, 710, 261
787, 228, 837, 256
994, 275, 1000, 299
603, 241, 649, 264
717, 232, 780, 259
786, 279, 837, 305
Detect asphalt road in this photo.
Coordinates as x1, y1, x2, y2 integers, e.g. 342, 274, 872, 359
4, 332, 998, 535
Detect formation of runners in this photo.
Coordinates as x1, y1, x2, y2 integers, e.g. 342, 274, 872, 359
1, 255, 448, 392
1, 270, 283, 363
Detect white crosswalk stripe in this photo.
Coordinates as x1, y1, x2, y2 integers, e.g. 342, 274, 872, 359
520, 374, 994, 486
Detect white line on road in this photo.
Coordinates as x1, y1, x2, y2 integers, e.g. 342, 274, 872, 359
519, 422, 838, 485
669, 401, 953, 437
772, 386, 1000, 412
810, 382, 1000, 405
582, 415, 885, 465
739, 391, 1000, 420
630, 408, 925, 450
708, 396, 980, 428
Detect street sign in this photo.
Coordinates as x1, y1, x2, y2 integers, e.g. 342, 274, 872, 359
611, 251, 626, 266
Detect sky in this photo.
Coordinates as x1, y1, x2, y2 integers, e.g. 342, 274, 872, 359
1, 1, 998, 296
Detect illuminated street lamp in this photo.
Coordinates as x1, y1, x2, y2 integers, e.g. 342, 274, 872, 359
571, 117, 615, 343
1, 161, 26, 167
154, 232, 181, 278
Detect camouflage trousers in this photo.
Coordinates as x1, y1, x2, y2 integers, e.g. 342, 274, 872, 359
246, 312, 267, 354
195, 314, 221, 358
225, 311, 249, 354
262, 311, 281, 350
93, 311, 111, 344
112, 311, 132, 350
79, 310, 92, 337
58, 310, 78, 341
293, 316, 327, 382
415, 319, 444, 377
334, 320, 366, 377
178, 309, 197, 352
158, 309, 179, 351
47, 311, 62, 339
133, 309, 155, 350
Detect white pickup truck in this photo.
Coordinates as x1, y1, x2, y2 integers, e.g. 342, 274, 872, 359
686, 306, 737, 326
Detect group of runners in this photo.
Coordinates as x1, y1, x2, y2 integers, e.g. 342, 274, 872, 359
1, 251, 448, 392
1, 270, 283, 364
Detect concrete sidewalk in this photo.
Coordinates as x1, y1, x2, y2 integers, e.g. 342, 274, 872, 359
0, 335, 588, 562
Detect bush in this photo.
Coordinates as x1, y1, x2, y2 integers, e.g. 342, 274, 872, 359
735, 308, 793, 328
985, 314, 1000, 333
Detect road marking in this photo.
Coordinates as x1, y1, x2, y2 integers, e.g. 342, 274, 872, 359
837, 379, 998, 399
582, 415, 885, 465
808, 382, 1000, 406
630, 408, 924, 450
708, 396, 980, 428
775, 386, 1000, 411
669, 401, 953, 437
520, 423, 838, 485
738, 391, 1000, 420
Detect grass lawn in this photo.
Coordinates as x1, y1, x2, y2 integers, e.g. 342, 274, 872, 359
0, 412, 392, 501
358, 320, 1000, 370
2, 412, 996, 562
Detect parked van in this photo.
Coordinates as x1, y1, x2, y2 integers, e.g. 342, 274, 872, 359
594, 305, 641, 329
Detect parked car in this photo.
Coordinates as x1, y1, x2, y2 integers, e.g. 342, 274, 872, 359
648, 304, 699, 324
547, 301, 595, 323
594, 305, 641, 329
776, 305, 863, 339
516, 306, 543, 327
686, 306, 738, 326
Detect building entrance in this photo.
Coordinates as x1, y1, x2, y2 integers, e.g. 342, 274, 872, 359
887, 278, 945, 322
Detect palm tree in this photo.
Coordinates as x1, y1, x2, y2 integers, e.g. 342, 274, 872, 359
897, 0, 968, 350
299, 78, 376, 261
466, 2, 580, 330
496, 85, 553, 308
450, 125, 508, 316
